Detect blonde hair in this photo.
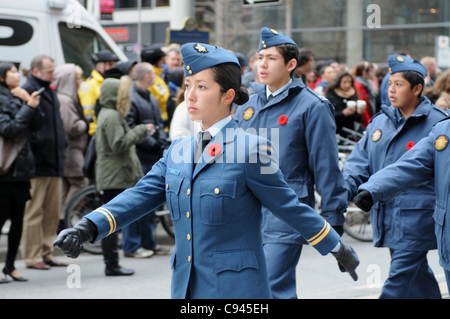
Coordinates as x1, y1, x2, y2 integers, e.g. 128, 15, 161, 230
433, 69, 450, 95
74, 65, 83, 80
116, 75, 133, 117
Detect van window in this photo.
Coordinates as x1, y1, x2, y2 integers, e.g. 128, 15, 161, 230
58, 22, 114, 78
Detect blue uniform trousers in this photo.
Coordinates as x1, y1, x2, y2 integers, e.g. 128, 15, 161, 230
121, 211, 157, 253
264, 243, 303, 299
380, 249, 441, 299
446, 270, 450, 291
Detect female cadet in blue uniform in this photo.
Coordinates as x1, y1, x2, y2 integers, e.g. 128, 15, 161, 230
54, 43, 359, 299
234, 27, 349, 299
343, 55, 448, 299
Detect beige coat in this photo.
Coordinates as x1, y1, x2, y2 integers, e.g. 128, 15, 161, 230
52, 64, 88, 177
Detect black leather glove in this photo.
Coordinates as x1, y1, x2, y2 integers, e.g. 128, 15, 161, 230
353, 190, 373, 212
332, 225, 344, 237
331, 242, 360, 281
53, 219, 98, 259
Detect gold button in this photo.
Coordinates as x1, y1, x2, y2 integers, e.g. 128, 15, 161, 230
187, 189, 190, 195
186, 66, 190, 70
186, 212, 190, 218
189, 70, 193, 74
188, 256, 191, 262
166, 184, 169, 189
187, 234, 191, 241
214, 188, 220, 194
262, 41, 265, 44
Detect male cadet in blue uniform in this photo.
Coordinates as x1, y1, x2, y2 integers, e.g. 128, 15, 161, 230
53, 42, 359, 299
344, 55, 448, 299
234, 27, 348, 299
354, 119, 450, 296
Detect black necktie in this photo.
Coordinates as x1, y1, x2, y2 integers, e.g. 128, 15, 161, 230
201, 131, 211, 152
268, 94, 274, 102
194, 131, 211, 168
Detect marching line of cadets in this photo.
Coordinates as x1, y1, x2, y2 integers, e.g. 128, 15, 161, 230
1, 25, 450, 299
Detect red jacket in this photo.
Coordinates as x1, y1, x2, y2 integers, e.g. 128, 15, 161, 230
354, 81, 372, 128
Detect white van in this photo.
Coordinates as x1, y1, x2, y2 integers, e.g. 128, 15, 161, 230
0, 0, 127, 79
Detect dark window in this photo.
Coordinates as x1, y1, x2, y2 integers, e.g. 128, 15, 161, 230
58, 22, 114, 78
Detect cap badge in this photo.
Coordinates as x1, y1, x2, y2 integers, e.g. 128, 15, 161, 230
194, 44, 208, 54
270, 29, 279, 35
396, 56, 405, 62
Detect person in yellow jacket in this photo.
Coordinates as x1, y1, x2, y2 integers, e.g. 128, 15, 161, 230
141, 46, 170, 131
78, 50, 119, 136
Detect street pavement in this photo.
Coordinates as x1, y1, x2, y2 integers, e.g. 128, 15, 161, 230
0, 222, 448, 299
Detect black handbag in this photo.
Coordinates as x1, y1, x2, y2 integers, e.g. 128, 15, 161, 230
82, 134, 96, 179
0, 135, 27, 176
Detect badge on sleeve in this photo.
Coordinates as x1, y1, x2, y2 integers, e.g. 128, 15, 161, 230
372, 129, 382, 142
243, 107, 255, 121
435, 135, 449, 152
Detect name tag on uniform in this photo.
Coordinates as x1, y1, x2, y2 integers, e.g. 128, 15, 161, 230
167, 168, 180, 175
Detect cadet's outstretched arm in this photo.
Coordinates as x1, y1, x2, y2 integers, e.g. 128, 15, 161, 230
245, 137, 359, 280
358, 132, 436, 205
54, 154, 169, 257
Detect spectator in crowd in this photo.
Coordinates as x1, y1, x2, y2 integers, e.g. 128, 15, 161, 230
314, 65, 337, 96
242, 49, 259, 88
433, 68, 450, 112
353, 61, 376, 128
78, 50, 119, 136
0, 62, 43, 282
375, 66, 390, 113
420, 56, 438, 90
52, 64, 89, 233
123, 62, 170, 258
21, 55, 67, 270
141, 46, 170, 130
165, 67, 184, 128
94, 75, 154, 275
325, 71, 363, 137
165, 47, 183, 72
294, 48, 315, 87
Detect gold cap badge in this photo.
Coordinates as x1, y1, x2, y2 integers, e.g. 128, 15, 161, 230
194, 44, 208, 53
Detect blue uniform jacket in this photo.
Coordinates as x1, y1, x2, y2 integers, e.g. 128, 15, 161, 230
84, 120, 340, 299
234, 78, 348, 245
359, 118, 450, 271
344, 97, 448, 251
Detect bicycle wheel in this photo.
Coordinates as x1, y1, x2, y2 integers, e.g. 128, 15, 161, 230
64, 184, 104, 254
343, 203, 373, 242
155, 203, 174, 238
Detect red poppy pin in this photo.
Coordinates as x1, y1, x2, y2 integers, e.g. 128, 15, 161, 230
208, 144, 221, 156
49, 85, 56, 90
406, 141, 415, 151
278, 115, 288, 126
